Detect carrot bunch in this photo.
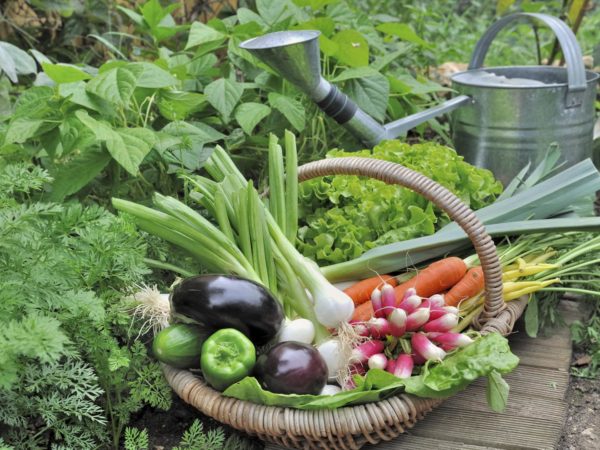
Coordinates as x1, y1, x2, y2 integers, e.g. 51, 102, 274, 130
347, 257, 485, 322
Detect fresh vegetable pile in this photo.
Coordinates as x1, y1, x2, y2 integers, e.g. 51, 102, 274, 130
116, 132, 527, 412
297, 141, 503, 265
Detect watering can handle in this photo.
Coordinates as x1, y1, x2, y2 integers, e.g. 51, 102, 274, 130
469, 13, 587, 107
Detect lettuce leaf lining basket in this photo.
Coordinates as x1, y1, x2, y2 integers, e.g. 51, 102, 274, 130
163, 157, 527, 449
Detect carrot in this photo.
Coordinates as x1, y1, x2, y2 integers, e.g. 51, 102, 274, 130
344, 274, 398, 306
393, 257, 468, 304
352, 301, 375, 322
350, 257, 467, 322
444, 266, 485, 307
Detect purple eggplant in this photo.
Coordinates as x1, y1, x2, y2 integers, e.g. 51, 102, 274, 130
254, 341, 328, 395
171, 275, 284, 345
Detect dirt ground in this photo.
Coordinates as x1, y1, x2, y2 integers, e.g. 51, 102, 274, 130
557, 372, 600, 450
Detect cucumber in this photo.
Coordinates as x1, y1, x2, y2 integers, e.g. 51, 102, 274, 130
152, 324, 206, 369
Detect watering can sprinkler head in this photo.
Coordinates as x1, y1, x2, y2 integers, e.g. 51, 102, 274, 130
240, 30, 330, 101
240, 30, 471, 148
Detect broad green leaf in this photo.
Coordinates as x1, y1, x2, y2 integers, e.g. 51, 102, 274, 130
345, 73, 389, 122
98, 60, 128, 74
161, 120, 225, 144
257, 0, 294, 26
157, 121, 220, 170
42, 63, 91, 84
0, 45, 17, 83
112, 128, 157, 175
486, 371, 510, 412
376, 23, 429, 47
293, 17, 335, 36
12, 86, 54, 118
157, 90, 207, 120
117, 6, 144, 26
4, 118, 51, 144
204, 78, 244, 121
86, 66, 138, 106
185, 22, 226, 50
75, 110, 118, 141
49, 146, 112, 201
390, 74, 449, 96
127, 62, 178, 88
331, 30, 369, 67
235, 102, 271, 134
520, 1, 545, 12
236, 7, 267, 27
496, 0, 516, 15
58, 114, 96, 155
524, 295, 539, 338
141, 0, 170, 28
59, 81, 109, 113
162, 144, 213, 172
293, 0, 338, 9
319, 35, 339, 57
232, 21, 265, 39
0, 42, 37, 76
152, 25, 185, 43
326, 1, 355, 25
29, 49, 52, 65
186, 53, 218, 77
331, 67, 380, 83
75, 110, 156, 175
372, 47, 410, 71
268, 93, 305, 131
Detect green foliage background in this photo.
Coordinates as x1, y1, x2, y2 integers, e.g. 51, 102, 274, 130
0, 0, 598, 448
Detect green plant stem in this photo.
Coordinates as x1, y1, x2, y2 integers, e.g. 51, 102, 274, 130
284, 129, 298, 243
268, 134, 286, 233
143, 258, 195, 277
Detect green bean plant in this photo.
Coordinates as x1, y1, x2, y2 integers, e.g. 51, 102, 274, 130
0, 0, 451, 203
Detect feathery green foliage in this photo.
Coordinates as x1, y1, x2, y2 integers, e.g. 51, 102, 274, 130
0, 163, 170, 449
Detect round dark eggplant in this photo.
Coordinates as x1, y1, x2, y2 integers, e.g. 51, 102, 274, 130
254, 341, 328, 395
171, 275, 284, 345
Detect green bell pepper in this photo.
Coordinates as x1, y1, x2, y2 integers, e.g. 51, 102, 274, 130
201, 328, 256, 391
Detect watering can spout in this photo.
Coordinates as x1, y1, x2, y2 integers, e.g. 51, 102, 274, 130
240, 30, 467, 147
240, 30, 330, 100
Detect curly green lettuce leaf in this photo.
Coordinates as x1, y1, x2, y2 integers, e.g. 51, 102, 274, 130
298, 140, 502, 265
223, 333, 518, 410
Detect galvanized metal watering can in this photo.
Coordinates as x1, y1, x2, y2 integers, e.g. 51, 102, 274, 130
240, 13, 599, 185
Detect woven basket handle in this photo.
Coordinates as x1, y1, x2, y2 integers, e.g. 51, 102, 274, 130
298, 157, 504, 326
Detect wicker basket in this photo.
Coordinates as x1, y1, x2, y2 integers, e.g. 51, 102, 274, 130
163, 157, 528, 449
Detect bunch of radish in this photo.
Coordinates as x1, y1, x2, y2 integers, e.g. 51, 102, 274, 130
349, 283, 473, 381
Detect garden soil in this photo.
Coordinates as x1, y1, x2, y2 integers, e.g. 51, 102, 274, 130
558, 374, 600, 450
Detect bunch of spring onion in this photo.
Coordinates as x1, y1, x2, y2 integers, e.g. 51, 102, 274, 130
113, 131, 354, 343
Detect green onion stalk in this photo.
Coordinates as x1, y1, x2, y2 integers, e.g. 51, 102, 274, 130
113, 132, 353, 343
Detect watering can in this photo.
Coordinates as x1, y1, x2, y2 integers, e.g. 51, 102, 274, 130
240, 13, 599, 185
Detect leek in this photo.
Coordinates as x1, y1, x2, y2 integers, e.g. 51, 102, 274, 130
322, 159, 600, 282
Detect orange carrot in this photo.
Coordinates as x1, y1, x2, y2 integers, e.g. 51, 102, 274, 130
352, 301, 375, 322
444, 266, 485, 307
393, 257, 468, 304
344, 274, 398, 306
350, 257, 467, 322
